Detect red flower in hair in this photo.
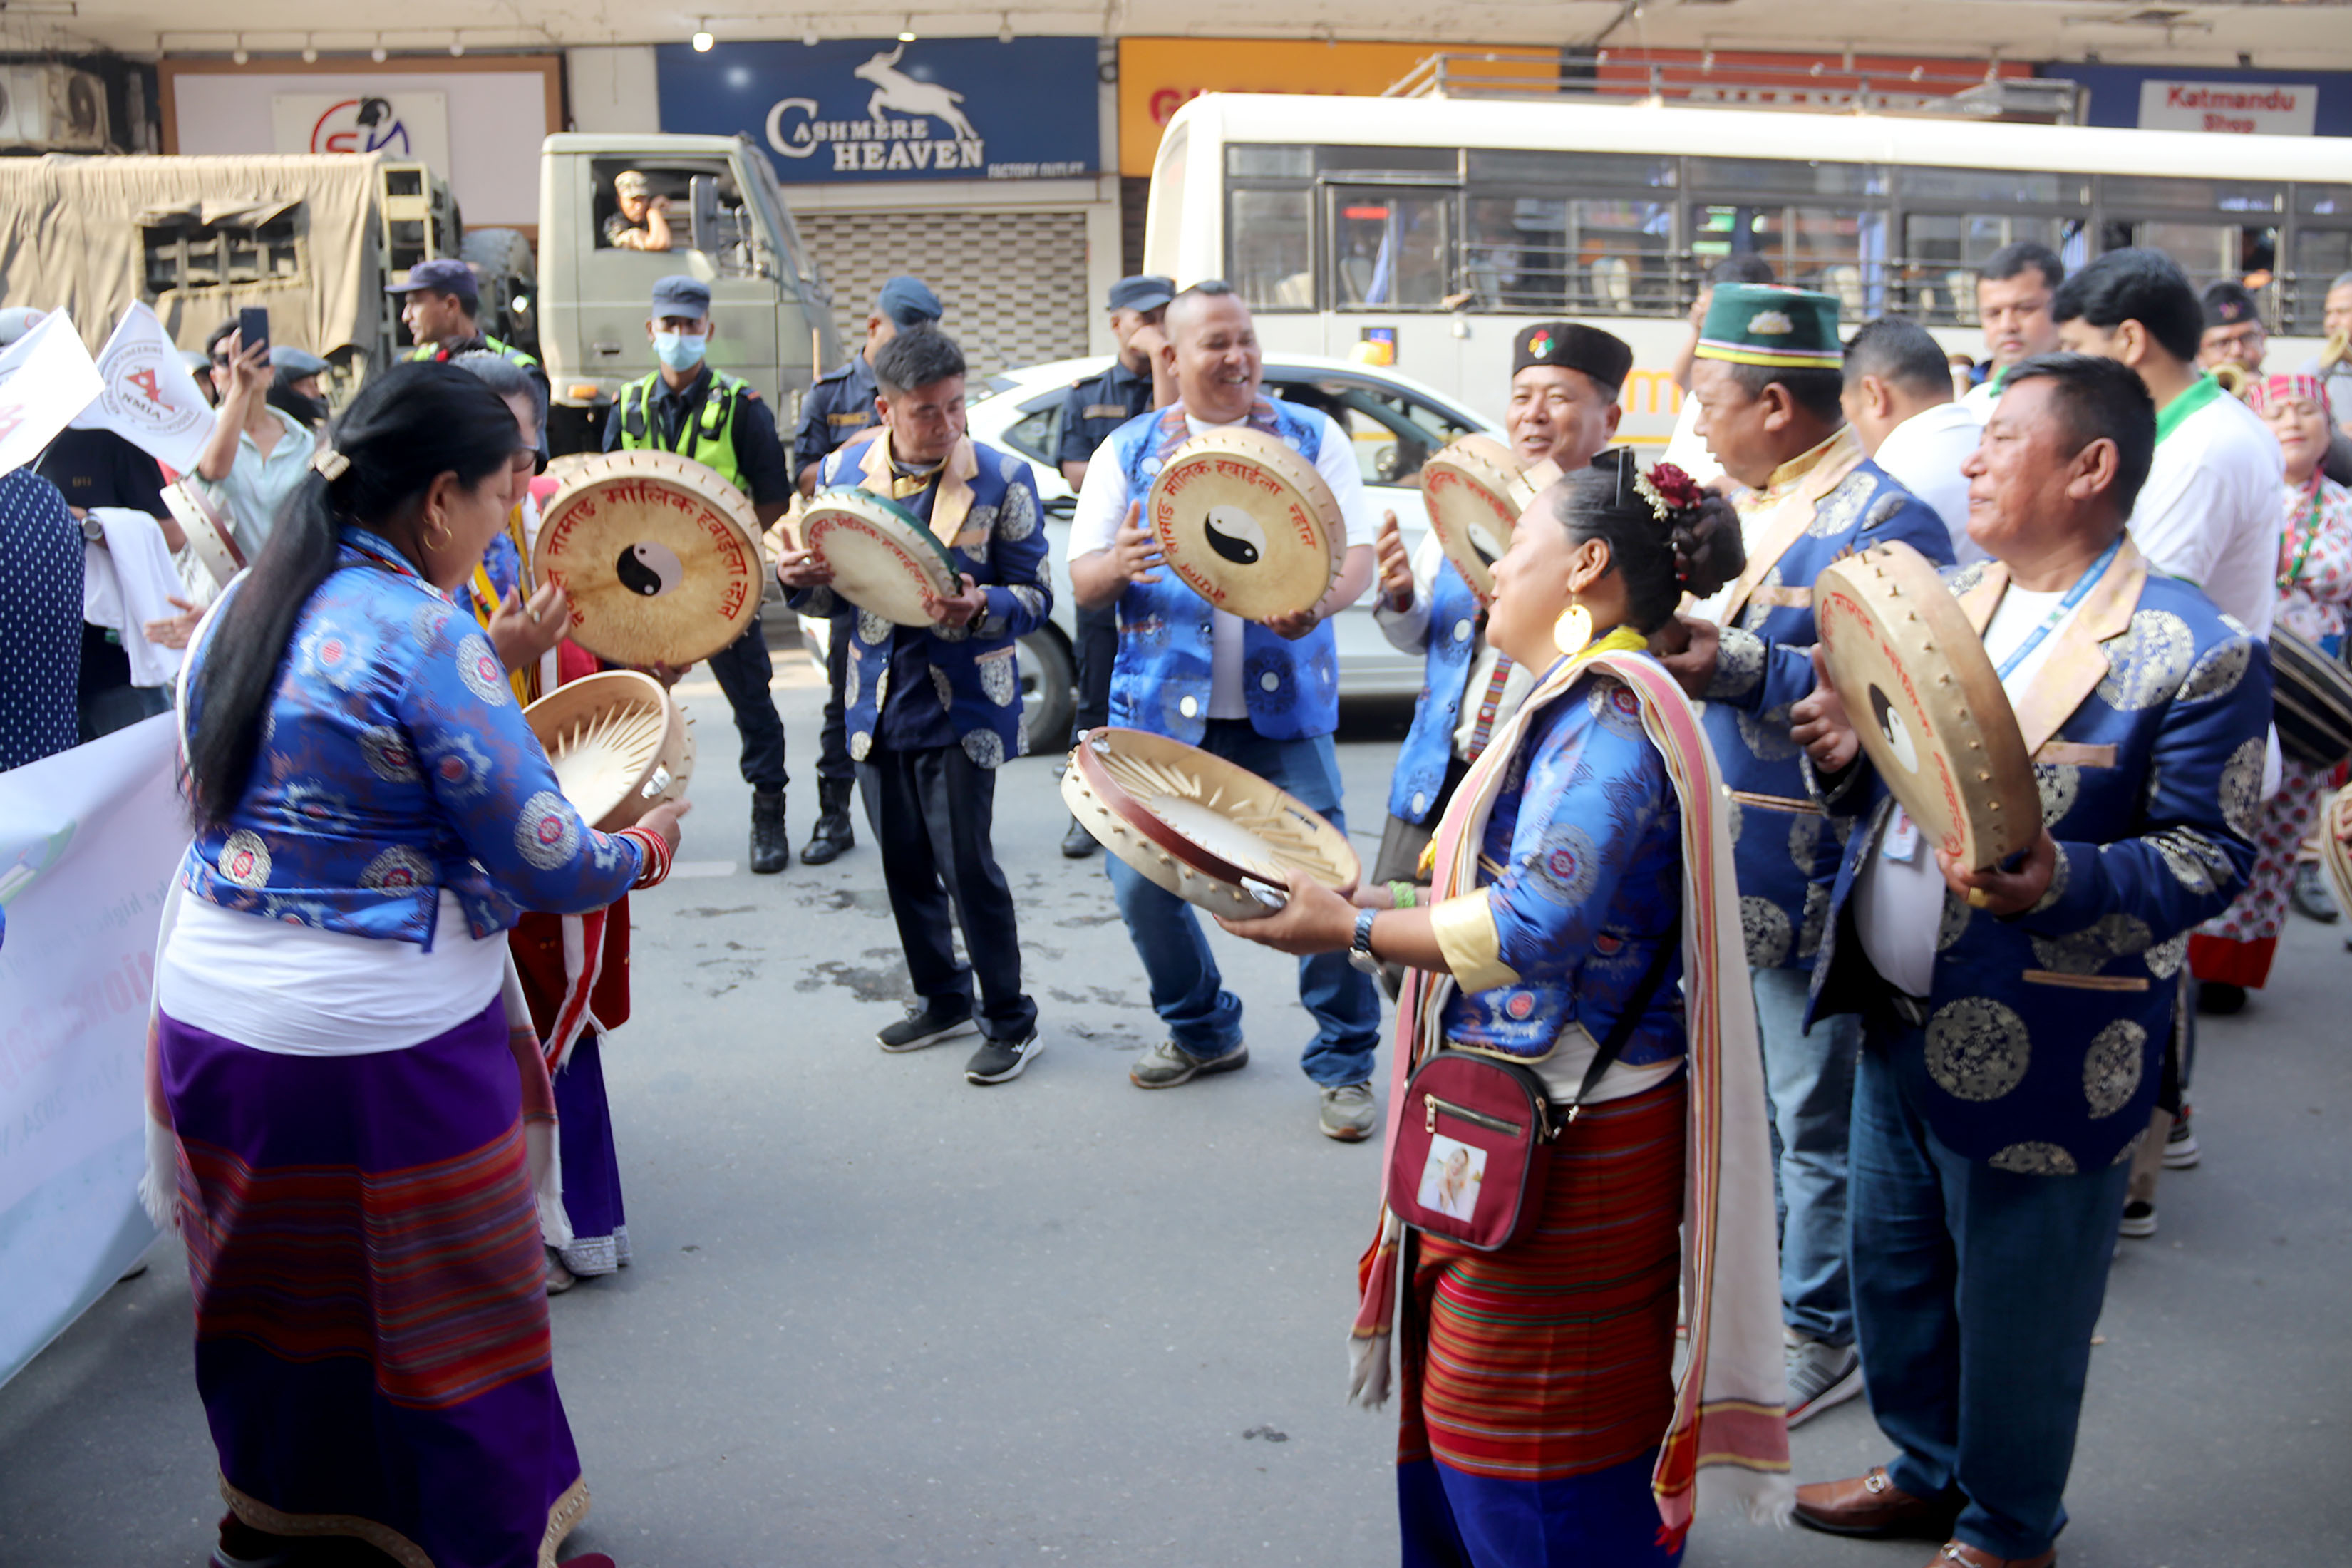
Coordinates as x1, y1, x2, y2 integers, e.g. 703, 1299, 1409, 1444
1633, 460, 1704, 521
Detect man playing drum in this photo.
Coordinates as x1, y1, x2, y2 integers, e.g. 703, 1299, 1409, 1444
1067, 281, 1383, 1141
776, 328, 1051, 1086
1368, 322, 1632, 921
1788, 354, 2269, 1568
1660, 283, 1953, 1428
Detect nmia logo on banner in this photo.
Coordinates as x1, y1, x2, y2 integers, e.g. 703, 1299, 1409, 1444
766, 45, 989, 173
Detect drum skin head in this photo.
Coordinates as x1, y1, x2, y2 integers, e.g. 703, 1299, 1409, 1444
1146, 426, 1343, 621
802, 487, 960, 627
2323, 788, 2352, 923
535, 451, 765, 666
164, 479, 244, 589
1815, 541, 2039, 872
1060, 727, 1361, 920
1422, 435, 1536, 601
523, 670, 696, 832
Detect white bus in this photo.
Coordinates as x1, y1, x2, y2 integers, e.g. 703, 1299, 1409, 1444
1142, 90, 2351, 438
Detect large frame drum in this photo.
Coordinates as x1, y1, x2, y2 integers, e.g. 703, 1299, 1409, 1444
1144, 427, 1344, 621
534, 450, 766, 666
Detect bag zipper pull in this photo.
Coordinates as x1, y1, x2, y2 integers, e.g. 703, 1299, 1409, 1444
1424, 1093, 1435, 1133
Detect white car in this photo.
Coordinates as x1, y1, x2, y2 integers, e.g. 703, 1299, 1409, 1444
800, 353, 1500, 755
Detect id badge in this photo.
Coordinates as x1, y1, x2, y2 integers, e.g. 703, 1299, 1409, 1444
1881, 807, 1922, 865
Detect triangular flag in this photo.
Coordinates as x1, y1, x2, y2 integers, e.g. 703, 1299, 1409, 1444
0, 312, 104, 480
66, 301, 218, 475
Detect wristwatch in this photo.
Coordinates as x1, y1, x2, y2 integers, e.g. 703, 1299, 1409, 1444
1346, 908, 1381, 974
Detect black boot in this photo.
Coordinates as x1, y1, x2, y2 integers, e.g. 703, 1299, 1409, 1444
802, 780, 856, 865
748, 788, 789, 875
1061, 814, 1099, 859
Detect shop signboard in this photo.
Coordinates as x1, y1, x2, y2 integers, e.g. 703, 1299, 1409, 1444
655, 38, 1099, 184
2137, 78, 2319, 136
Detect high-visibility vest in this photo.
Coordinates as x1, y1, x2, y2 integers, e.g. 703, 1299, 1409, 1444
614, 368, 751, 490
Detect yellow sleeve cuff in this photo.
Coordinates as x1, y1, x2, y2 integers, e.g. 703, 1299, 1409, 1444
1429, 889, 1520, 993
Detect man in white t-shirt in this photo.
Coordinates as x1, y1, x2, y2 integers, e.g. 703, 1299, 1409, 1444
1960, 242, 2066, 424
1842, 316, 1984, 564
2055, 247, 2284, 638
1066, 281, 1381, 1140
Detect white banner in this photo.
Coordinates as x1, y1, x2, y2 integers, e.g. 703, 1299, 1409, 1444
2138, 79, 2318, 136
269, 91, 451, 173
0, 716, 182, 1391
66, 301, 219, 475
0, 311, 103, 479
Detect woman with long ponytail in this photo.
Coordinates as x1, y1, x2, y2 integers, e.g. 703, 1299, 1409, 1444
159, 361, 681, 1568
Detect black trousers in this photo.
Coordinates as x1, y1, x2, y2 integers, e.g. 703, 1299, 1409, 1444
858, 741, 1036, 1041
815, 607, 856, 788
1068, 600, 1118, 743
704, 614, 788, 791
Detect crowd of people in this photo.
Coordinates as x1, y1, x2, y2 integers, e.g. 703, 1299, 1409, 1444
4, 227, 2349, 1568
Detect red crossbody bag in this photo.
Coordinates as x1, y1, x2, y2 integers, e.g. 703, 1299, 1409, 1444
1387, 924, 1679, 1252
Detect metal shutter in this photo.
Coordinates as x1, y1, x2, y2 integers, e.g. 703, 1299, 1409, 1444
802, 210, 1092, 378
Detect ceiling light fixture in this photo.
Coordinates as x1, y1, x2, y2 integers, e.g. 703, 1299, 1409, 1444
692, 20, 715, 51
998, 12, 1014, 43
232, 33, 249, 64
803, 20, 820, 46
372, 33, 388, 62
897, 16, 918, 42
301, 33, 318, 62
450, 33, 465, 56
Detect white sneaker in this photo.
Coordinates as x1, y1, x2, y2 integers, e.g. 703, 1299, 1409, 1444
1785, 1333, 1864, 1428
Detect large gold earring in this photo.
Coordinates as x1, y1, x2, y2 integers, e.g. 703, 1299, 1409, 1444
426, 511, 453, 547
1552, 599, 1593, 659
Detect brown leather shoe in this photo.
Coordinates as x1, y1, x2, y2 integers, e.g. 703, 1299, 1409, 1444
1924, 1541, 2056, 1568
1795, 1466, 1960, 1539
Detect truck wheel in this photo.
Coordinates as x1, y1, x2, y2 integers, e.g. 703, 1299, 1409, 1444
1015, 629, 1075, 759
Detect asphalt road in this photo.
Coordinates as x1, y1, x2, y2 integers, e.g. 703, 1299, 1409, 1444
2, 646, 2348, 1567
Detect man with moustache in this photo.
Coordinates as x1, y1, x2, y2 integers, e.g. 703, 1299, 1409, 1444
1367, 321, 1634, 912
1067, 281, 1382, 1140
1961, 244, 2065, 422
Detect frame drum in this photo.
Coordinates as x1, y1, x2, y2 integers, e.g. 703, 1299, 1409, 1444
2323, 788, 2352, 924
163, 478, 246, 592
800, 487, 961, 626
1815, 541, 2039, 872
523, 670, 696, 833
1421, 435, 1537, 600
1060, 727, 1361, 921
1145, 426, 1343, 621
534, 450, 766, 666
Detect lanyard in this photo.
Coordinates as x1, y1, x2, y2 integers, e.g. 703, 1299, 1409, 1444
1994, 534, 2123, 681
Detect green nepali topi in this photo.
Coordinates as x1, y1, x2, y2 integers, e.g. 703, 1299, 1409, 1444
1695, 282, 1842, 371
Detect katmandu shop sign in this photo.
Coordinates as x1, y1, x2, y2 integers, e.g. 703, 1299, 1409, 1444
2139, 79, 2318, 135
656, 38, 1099, 183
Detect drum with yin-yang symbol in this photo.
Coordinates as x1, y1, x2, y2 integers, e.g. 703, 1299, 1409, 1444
1145, 426, 1344, 622
533, 450, 765, 666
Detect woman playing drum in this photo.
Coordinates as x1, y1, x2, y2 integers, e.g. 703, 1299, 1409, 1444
2189, 372, 2352, 999
1219, 453, 1790, 1564
152, 362, 684, 1568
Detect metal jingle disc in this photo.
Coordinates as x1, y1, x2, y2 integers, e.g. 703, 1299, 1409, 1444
1145, 425, 1343, 622
534, 450, 765, 667
1421, 435, 1537, 601
801, 487, 961, 627
1815, 541, 2039, 872
524, 669, 696, 832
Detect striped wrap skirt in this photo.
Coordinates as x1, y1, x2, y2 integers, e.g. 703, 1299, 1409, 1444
160, 997, 586, 1568
1397, 1073, 1688, 1567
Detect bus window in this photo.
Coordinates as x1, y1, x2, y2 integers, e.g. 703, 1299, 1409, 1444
1693, 203, 1885, 313
1229, 187, 1314, 310
1688, 158, 1885, 199
2290, 184, 2352, 334
1900, 214, 2071, 324
1331, 188, 1450, 310
2109, 217, 2278, 296
1464, 196, 1673, 314
1465, 196, 1569, 311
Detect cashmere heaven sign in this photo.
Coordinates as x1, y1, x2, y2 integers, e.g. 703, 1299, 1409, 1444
0, 715, 181, 1390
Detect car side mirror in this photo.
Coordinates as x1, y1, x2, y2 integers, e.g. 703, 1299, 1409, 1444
689, 175, 720, 255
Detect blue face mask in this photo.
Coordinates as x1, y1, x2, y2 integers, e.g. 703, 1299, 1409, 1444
654, 331, 707, 372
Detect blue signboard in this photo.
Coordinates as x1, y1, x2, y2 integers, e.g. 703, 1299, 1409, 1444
2038, 62, 2352, 137
655, 38, 1100, 182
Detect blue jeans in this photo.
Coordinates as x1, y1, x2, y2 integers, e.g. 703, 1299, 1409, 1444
1751, 965, 1858, 1346
1850, 1034, 2129, 1562
1103, 723, 1381, 1088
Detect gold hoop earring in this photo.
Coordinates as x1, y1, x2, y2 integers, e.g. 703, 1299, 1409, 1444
426, 513, 453, 547
1552, 599, 1593, 659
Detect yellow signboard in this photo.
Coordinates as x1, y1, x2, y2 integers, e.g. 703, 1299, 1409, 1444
1116, 38, 1557, 177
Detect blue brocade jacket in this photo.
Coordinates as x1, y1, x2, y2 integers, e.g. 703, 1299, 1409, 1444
1103, 399, 1341, 744
179, 529, 644, 946
1440, 664, 1687, 1068
1702, 446, 1954, 973
793, 435, 1052, 769
1807, 555, 2269, 1172
1385, 552, 1485, 825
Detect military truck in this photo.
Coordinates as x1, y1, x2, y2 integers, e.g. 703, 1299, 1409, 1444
0, 133, 842, 450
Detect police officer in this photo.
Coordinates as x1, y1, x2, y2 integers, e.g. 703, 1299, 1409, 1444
604, 275, 798, 872
1053, 274, 1172, 859
388, 259, 542, 381
791, 274, 944, 865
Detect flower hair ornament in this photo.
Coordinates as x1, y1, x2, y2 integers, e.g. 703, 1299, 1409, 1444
311, 446, 351, 481
1632, 460, 1705, 522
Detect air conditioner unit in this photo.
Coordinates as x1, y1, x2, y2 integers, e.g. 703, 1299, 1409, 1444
0, 63, 112, 152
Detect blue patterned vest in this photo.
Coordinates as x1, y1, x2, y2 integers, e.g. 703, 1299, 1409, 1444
1105, 398, 1343, 744
1386, 557, 1483, 823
